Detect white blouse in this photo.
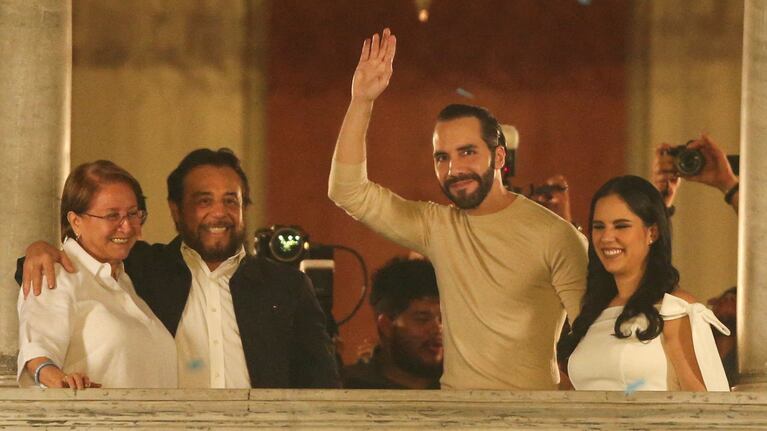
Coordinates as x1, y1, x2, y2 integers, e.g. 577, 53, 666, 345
17, 238, 177, 388
568, 293, 730, 391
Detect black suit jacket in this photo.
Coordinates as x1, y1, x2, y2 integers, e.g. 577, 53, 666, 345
18, 237, 340, 388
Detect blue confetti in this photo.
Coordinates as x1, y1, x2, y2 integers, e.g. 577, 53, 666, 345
187, 359, 204, 370
456, 88, 475, 99
624, 378, 646, 395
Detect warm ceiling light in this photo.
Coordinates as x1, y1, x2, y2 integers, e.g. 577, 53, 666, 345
415, 0, 432, 22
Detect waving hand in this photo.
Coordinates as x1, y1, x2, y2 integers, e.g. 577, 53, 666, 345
352, 28, 397, 102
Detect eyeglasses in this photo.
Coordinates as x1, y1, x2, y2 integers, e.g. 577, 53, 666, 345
81, 209, 147, 226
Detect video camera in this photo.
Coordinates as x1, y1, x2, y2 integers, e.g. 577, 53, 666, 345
254, 225, 368, 335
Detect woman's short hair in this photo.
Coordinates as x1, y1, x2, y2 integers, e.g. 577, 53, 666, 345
60, 160, 146, 241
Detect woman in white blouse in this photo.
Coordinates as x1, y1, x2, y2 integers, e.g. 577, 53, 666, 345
558, 175, 730, 391
17, 160, 177, 389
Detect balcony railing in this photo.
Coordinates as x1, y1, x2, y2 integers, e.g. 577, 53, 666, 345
0, 388, 765, 429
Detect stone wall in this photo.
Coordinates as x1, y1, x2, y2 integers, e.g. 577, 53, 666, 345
70, 0, 268, 244
0, 389, 764, 429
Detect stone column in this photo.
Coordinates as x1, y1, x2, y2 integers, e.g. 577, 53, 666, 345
626, 0, 743, 304
0, 1, 71, 386
736, 0, 767, 391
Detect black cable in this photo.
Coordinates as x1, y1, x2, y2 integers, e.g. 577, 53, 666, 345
321, 244, 368, 326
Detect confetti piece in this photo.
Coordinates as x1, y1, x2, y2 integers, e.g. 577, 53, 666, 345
456, 88, 475, 99
188, 359, 204, 370
624, 378, 646, 395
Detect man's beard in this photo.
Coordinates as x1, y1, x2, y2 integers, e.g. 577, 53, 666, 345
440, 162, 495, 210
390, 328, 443, 381
179, 220, 246, 263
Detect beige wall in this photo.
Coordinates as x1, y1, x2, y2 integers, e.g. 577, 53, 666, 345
628, 0, 743, 302
70, 0, 267, 245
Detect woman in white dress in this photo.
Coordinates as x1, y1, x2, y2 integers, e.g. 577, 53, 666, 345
558, 175, 730, 391
17, 160, 177, 389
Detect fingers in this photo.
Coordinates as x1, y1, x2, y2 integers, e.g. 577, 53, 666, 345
383, 28, 396, 63
362, 28, 396, 64
654, 144, 676, 175
33, 266, 44, 297
22, 271, 31, 300
370, 32, 380, 60
359, 38, 370, 63
63, 373, 88, 390
43, 261, 55, 291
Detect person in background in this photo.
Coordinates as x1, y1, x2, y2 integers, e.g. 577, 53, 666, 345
343, 257, 442, 389
18, 160, 176, 389
708, 287, 738, 387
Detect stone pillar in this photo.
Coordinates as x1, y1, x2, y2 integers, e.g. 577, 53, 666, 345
626, 0, 743, 303
736, 0, 767, 391
0, 1, 71, 386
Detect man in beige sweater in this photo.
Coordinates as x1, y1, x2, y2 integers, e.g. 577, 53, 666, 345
328, 28, 588, 390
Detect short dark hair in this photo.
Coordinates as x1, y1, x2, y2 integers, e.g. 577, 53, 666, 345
436, 104, 506, 152
166, 148, 252, 206
60, 160, 146, 241
370, 257, 439, 318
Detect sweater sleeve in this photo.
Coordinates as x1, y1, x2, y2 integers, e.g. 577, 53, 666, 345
546, 220, 588, 324
328, 159, 433, 254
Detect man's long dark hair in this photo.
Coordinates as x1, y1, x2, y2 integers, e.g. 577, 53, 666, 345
558, 175, 679, 360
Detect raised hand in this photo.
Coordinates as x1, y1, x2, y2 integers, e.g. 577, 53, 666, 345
652, 143, 681, 208
351, 28, 397, 102
686, 134, 738, 193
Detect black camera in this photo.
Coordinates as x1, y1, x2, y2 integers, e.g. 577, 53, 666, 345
667, 143, 706, 176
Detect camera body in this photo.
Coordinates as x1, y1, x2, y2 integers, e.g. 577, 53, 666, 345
667, 144, 706, 176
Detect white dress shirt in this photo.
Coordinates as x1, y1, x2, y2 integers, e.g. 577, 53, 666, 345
176, 243, 251, 388
17, 238, 177, 388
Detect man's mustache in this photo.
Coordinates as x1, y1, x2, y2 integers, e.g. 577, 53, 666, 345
444, 174, 481, 188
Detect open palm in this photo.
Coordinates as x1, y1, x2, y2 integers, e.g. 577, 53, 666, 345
352, 28, 397, 101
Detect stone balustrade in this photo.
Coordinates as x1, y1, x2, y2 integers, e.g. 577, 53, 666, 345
0, 389, 765, 429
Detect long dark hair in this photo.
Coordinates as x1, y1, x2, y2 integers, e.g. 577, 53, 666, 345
558, 175, 679, 360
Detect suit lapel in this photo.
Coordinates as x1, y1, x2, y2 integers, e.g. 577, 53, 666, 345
230, 257, 268, 386
161, 237, 193, 336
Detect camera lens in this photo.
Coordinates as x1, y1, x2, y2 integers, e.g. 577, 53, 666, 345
269, 226, 307, 262
674, 148, 705, 176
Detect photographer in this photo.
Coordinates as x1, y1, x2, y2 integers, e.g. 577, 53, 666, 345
653, 134, 739, 214
529, 175, 573, 223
